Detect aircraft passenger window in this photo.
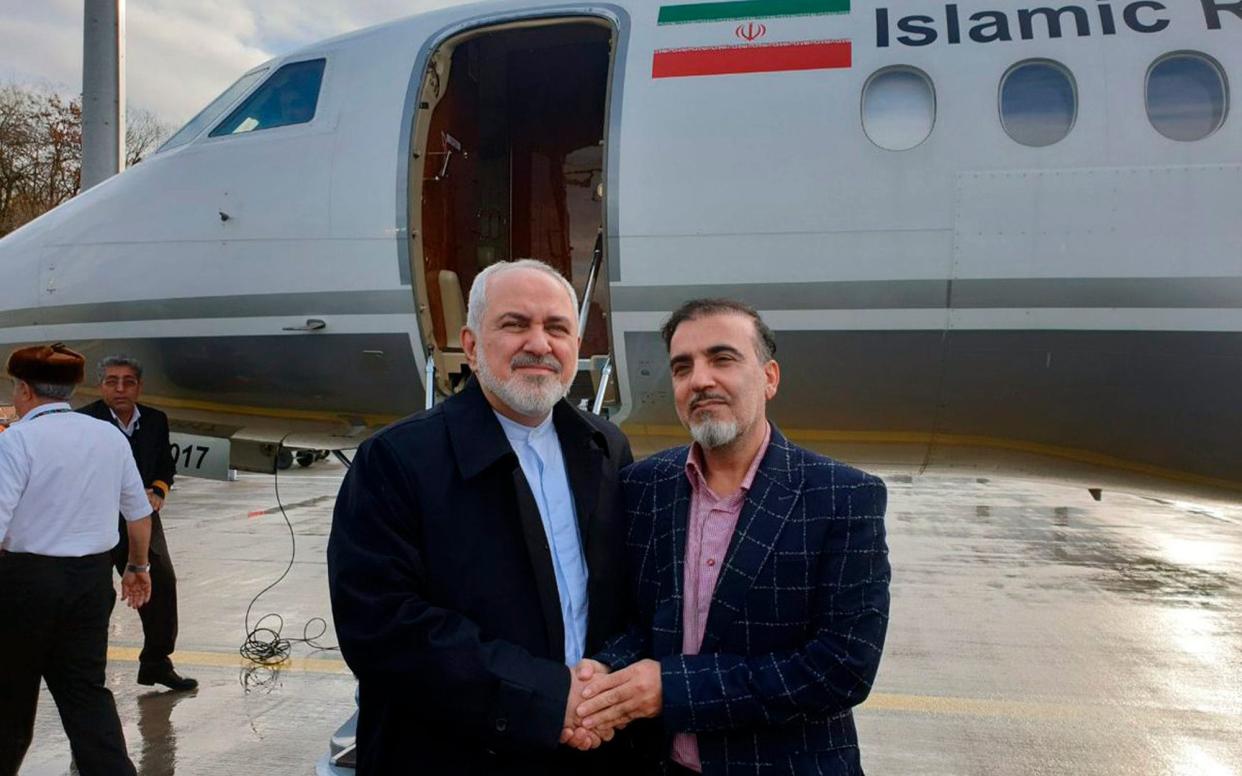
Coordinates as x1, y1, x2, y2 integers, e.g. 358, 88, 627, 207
209, 59, 326, 137
1000, 60, 1077, 147
1146, 53, 1228, 142
862, 67, 936, 151
158, 67, 269, 152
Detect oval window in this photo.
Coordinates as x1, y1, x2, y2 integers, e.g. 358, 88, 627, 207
1000, 60, 1077, 147
862, 67, 936, 151
1146, 53, 1228, 142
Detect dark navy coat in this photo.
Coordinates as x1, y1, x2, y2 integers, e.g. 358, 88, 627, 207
327, 379, 634, 775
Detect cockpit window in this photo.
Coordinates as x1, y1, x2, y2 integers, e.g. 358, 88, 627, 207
157, 67, 269, 152
209, 59, 326, 137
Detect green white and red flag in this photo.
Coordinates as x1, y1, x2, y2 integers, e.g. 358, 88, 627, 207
653, 0, 852, 78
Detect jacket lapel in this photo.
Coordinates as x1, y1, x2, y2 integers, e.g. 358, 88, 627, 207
553, 405, 613, 650
511, 467, 567, 661
553, 402, 604, 550
699, 428, 804, 653
652, 451, 692, 658
446, 380, 566, 661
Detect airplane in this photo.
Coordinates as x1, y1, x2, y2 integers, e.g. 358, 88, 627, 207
0, 0, 1239, 505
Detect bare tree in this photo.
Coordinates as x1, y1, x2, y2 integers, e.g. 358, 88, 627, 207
0, 83, 173, 237
0, 86, 33, 233
126, 106, 174, 167
34, 92, 82, 214
0, 86, 79, 236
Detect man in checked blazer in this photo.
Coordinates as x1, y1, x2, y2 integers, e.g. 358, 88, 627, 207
572, 299, 891, 775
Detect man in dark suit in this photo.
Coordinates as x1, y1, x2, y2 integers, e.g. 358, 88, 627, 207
79, 355, 197, 691
575, 299, 891, 775
328, 260, 636, 774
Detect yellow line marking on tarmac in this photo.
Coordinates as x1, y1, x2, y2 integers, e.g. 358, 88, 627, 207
863, 692, 1082, 719
102, 647, 1115, 720
107, 647, 353, 675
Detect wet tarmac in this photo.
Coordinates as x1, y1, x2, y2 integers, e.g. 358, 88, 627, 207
16, 460, 1242, 775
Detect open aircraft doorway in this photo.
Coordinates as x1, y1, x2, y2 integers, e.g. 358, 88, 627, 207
410, 18, 618, 409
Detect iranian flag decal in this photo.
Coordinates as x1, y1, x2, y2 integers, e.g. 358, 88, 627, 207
653, 0, 852, 78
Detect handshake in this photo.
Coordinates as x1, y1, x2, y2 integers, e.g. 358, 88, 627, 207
559, 658, 663, 751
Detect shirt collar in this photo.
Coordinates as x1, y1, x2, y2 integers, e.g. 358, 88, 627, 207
493, 408, 555, 446
109, 404, 141, 435
685, 421, 772, 497
20, 402, 73, 423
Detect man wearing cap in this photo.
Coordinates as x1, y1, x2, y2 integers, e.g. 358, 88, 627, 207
0, 343, 154, 776
78, 355, 195, 691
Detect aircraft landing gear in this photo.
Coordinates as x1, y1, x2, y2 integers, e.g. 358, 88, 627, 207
278, 447, 331, 471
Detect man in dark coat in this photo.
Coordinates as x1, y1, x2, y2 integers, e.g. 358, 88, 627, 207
328, 260, 636, 775
78, 355, 196, 691
574, 299, 891, 775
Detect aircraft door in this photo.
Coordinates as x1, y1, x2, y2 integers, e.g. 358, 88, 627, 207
410, 19, 618, 403
419, 53, 481, 355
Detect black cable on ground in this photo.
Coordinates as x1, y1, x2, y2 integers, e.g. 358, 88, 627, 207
239, 438, 340, 668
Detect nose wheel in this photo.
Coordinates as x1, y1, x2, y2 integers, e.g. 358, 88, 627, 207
276, 447, 331, 470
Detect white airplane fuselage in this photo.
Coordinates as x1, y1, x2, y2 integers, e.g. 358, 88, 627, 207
0, 0, 1239, 496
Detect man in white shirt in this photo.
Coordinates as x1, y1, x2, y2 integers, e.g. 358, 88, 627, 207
0, 343, 154, 776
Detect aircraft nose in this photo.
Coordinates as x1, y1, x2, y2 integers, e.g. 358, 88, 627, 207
0, 214, 55, 318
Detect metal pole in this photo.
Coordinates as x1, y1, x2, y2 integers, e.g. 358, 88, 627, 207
81, 0, 125, 191
591, 357, 613, 416
578, 237, 603, 335
424, 351, 437, 410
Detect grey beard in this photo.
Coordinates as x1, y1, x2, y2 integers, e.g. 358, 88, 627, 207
474, 349, 568, 418
689, 417, 740, 449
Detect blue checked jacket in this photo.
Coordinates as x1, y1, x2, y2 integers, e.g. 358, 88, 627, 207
594, 427, 890, 775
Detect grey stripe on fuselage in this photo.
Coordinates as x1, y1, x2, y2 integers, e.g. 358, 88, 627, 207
0, 290, 415, 328
609, 277, 1242, 312
8, 278, 1237, 330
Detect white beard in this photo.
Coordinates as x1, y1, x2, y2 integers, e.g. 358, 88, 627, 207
689, 417, 741, 449
474, 347, 569, 418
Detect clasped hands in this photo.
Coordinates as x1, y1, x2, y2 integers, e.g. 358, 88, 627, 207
560, 658, 662, 751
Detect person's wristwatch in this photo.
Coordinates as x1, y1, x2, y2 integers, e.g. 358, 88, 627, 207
126, 563, 151, 573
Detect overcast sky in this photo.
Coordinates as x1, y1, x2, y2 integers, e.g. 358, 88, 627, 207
0, 0, 471, 125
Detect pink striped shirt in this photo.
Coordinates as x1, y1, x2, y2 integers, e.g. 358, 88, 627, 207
671, 423, 771, 772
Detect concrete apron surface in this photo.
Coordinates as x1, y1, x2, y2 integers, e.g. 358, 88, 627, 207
16, 457, 1242, 774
